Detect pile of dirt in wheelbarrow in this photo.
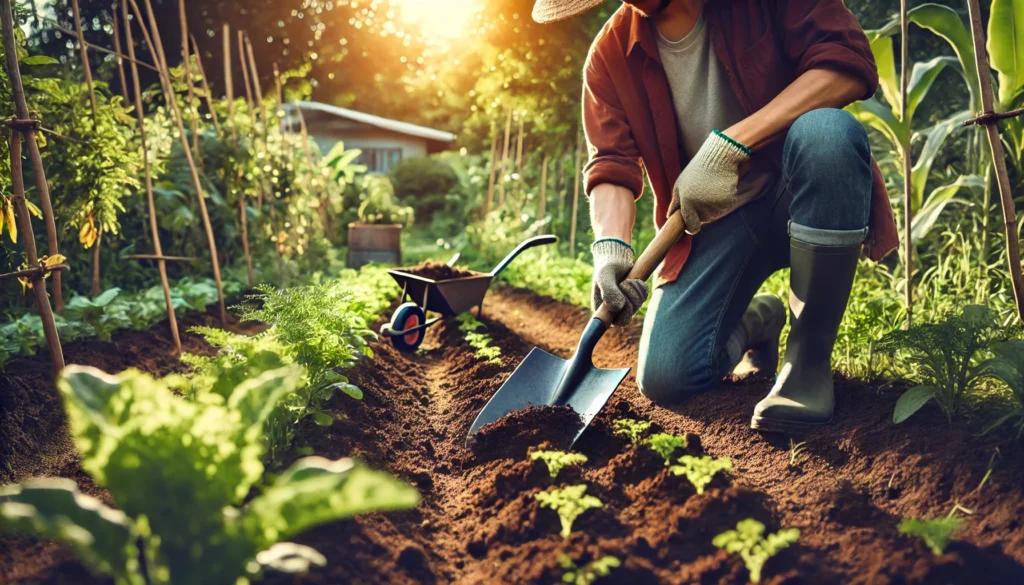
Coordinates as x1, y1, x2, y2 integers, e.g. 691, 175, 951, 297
5, 287, 1024, 585
400, 261, 477, 281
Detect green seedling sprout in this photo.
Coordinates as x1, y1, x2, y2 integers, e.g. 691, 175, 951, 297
535, 485, 602, 539
531, 450, 588, 479
558, 554, 621, 585
788, 439, 808, 466
612, 418, 651, 444
645, 433, 688, 466
898, 504, 970, 556
712, 518, 799, 584
457, 313, 503, 364
669, 455, 732, 494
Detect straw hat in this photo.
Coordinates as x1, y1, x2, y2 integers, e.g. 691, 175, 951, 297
532, 0, 607, 23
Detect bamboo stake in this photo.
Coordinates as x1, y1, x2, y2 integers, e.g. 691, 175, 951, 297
966, 0, 1024, 321
497, 107, 513, 207
295, 106, 328, 238
570, 139, 582, 255
179, 0, 202, 163
2, 0, 64, 370
485, 121, 497, 217
245, 34, 269, 126
5, 7, 61, 311
238, 30, 255, 116
112, 7, 128, 102
190, 35, 221, 134
223, 24, 234, 124
900, 0, 912, 328
538, 152, 549, 233
132, 0, 227, 323
45, 20, 158, 71
123, 0, 181, 352
220, 25, 252, 284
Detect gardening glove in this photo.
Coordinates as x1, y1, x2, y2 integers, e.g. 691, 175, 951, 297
669, 130, 752, 235
591, 238, 649, 328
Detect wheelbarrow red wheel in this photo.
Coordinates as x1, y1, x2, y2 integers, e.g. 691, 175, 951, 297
389, 303, 427, 353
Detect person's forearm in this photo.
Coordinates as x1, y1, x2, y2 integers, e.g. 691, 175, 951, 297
590, 183, 636, 244
726, 69, 867, 150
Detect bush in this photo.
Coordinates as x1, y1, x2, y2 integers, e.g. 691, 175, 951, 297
389, 156, 459, 223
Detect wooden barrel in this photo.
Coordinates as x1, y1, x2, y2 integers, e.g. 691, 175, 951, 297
347, 223, 402, 268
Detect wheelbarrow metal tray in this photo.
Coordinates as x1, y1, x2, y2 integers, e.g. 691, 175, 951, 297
387, 270, 494, 316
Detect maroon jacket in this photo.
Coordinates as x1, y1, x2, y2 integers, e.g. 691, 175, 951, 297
582, 0, 899, 288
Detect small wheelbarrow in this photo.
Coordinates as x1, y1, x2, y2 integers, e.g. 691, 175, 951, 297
381, 235, 557, 352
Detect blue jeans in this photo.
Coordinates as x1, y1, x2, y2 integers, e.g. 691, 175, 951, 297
637, 109, 872, 403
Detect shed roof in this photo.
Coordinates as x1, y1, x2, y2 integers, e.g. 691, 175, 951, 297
282, 101, 456, 143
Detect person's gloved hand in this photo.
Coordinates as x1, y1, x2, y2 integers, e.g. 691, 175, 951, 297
669, 130, 751, 234
592, 238, 649, 327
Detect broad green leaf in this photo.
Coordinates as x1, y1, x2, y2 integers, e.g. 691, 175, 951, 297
867, 30, 900, 113
910, 112, 970, 209
313, 412, 334, 426
846, 99, 906, 158
21, 55, 59, 66
242, 457, 419, 546
988, 0, 1024, 107
227, 365, 304, 432
907, 57, 956, 122
0, 479, 144, 585
93, 288, 121, 308
911, 174, 983, 243
894, 385, 938, 423
909, 4, 981, 113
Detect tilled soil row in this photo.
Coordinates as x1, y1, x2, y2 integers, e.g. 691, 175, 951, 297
274, 288, 1024, 585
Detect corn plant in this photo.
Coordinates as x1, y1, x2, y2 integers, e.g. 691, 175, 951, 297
877, 305, 1012, 423
531, 450, 588, 479
646, 433, 688, 466
898, 516, 962, 556
979, 340, 1024, 437
0, 365, 419, 585
613, 418, 651, 444
535, 485, 602, 539
713, 519, 800, 584
558, 554, 620, 585
669, 455, 732, 495
457, 312, 502, 364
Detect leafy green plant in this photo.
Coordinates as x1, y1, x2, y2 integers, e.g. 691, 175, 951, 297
898, 516, 962, 556
669, 455, 732, 495
713, 519, 800, 584
979, 340, 1024, 437
558, 554, 621, 585
788, 440, 808, 466
530, 450, 588, 479
457, 313, 502, 364
0, 365, 419, 585
534, 484, 602, 539
61, 289, 130, 342
645, 433, 688, 466
612, 418, 651, 444
356, 175, 414, 226
877, 305, 1012, 423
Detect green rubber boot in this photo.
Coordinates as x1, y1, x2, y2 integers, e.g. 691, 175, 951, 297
727, 294, 787, 378
750, 239, 860, 433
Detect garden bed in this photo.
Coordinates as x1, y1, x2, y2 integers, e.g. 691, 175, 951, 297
2, 289, 1024, 585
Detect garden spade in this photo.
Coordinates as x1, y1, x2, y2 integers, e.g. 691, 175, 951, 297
467, 212, 687, 447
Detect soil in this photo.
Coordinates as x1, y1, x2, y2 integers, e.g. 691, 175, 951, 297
400, 261, 477, 281
2, 288, 1024, 585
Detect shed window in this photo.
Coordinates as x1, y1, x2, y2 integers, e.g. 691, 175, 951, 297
360, 148, 403, 173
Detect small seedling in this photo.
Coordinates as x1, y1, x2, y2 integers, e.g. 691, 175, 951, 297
612, 418, 651, 444
788, 439, 807, 466
712, 518, 799, 584
531, 450, 588, 479
645, 433, 688, 466
558, 554, 621, 585
898, 507, 967, 556
457, 313, 502, 364
669, 455, 732, 494
535, 484, 603, 539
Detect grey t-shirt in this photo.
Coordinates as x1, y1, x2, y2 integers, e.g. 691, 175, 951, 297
655, 12, 776, 205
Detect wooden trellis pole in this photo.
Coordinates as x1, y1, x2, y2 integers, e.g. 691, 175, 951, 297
570, 138, 582, 255
238, 30, 255, 118
245, 34, 268, 124
122, 0, 181, 353
497, 106, 513, 208
223, 24, 234, 126
179, 0, 202, 164
219, 25, 252, 286
111, 6, 129, 103
190, 35, 221, 134
132, 0, 227, 324
538, 152, 549, 233
900, 0, 913, 328
964, 0, 1024, 321
1, 0, 64, 370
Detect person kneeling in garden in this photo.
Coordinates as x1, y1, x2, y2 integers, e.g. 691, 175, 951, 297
532, 0, 898, 431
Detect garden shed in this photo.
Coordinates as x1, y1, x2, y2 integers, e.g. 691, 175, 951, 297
281, 101, 457, 173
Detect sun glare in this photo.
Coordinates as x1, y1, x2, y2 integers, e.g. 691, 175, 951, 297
395, 0, 478, 39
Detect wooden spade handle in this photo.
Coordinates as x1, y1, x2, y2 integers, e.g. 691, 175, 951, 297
594, 212, 686, 326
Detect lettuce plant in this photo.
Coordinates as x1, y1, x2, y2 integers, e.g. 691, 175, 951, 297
613, 418, 651, 444
645, 433, 688, 466
535, 484, 602, 539
898, 516, 962, 556
713, 519, 799, 584
877, 305, 1011, 423
669, 455, 732, 494
0, 365, 419, 585
530, 450, 588, 479
61, 288, 131, 341
558, 554, 620, 585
